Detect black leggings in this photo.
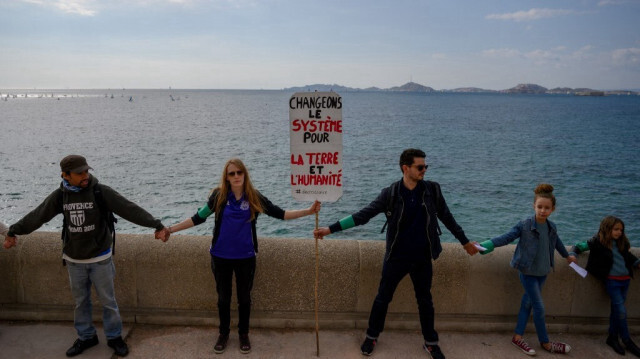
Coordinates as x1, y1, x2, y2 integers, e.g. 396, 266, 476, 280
211, 256, 256, 335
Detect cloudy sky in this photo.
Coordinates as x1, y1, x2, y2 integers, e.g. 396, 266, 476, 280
1, 0, 639, 90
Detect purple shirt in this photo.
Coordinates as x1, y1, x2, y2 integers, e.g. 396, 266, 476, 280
210, 193, 255, 259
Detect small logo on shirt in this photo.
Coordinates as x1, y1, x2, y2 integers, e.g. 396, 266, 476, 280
240, 200, 250, 211
69, 210, 85, 226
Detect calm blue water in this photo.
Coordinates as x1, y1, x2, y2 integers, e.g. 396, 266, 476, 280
1, 89, 639, 246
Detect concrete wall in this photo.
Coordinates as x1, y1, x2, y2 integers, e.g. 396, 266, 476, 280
1, 232, 638, 333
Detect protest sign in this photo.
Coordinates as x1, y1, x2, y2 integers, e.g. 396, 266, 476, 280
289, 92, 343, 203
289, 91, 343, 356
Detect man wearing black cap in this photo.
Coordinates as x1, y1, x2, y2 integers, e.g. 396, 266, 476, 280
3, 155, 170, 357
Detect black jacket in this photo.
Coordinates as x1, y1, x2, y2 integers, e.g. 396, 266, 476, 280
572, 235, 639, 281
330, 179, 469, 261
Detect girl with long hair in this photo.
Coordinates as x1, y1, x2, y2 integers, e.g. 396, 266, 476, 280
569, 216, 640, 357
168, 158, 320, 355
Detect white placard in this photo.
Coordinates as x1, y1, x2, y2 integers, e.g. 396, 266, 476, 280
289, 92, 343, 202
474, 243, 488, 251
570, 262, 588, 278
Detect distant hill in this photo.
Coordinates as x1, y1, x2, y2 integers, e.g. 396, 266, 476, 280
500, 83, 548, 94
388, 82, 435, 92
448, 87, 497, 93
283, 84, 364, 93
283, 82, 638, 96
283, 82, 435, 93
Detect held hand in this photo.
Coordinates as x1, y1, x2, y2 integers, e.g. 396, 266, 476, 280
463, 242, 479, 256
3, 235, 17, 249
309, 200, 322, 215
155, 228, 171, 242
314, 227, 330, 240
567, 255, 577, 264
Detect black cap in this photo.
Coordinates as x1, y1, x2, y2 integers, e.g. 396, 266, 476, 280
60, 155, 93, 173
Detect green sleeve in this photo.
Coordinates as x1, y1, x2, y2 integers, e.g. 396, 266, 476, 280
339, 215, 356, 230
574, 241, 589, 253
197, 203, 214, 219
479, 240, 495, 255
569, 241, 589, 256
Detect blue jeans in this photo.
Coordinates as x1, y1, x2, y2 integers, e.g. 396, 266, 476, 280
67, 257, 122, 340
366, 258, 437, 344
606, 278, 631, 340
515, 273, 549, 344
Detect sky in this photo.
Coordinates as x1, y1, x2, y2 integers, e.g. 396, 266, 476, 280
1, 0, 639, 90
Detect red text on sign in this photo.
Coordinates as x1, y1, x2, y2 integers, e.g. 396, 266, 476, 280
291, 152, 340, 165
291, 119, 342, 133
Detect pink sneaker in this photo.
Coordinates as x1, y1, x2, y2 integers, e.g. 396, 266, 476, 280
512, 337, 536, 356
544, 341, 571, 354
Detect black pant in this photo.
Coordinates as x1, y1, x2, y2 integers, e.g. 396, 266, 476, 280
366, 258, 438, 344
211, 256, 256, 335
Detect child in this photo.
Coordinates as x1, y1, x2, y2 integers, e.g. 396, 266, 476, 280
568, 216, 640, 357
478, 184, 572, 355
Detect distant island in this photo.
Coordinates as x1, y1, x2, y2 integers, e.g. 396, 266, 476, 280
284, 82, 639, 96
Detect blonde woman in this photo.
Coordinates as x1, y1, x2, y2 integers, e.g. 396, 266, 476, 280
168, 158, 320, 355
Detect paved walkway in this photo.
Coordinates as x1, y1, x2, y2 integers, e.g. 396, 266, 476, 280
0, 320, 627, 358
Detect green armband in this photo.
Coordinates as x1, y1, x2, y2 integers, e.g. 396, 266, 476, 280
338, 216, 356, 231
575, 242, 589, 253
479, 240, 495, 255
197, 204, 213, 219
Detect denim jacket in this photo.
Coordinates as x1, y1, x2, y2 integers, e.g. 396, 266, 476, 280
491, 216, 569, 272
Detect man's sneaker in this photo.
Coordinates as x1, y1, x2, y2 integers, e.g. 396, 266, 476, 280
66, 335, 99, 357
239, 334, 251, 354
423, 343, 446, 359
623, 338, 640, 357
511, 337, 536, 356
361, 337, 376, 356
607, 334, 625, 355
543, 341, 571, 354
107, 336, 129, 357
214, 334, 229, 354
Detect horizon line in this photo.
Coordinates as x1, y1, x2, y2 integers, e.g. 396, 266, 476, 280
2, 84, 639, 92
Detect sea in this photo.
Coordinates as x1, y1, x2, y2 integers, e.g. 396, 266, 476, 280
1, 89, 639, 247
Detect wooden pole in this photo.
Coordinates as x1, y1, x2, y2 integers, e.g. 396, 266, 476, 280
315, 212, 320, 357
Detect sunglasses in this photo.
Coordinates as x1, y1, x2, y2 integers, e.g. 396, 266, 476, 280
413, 164, 428, 171
227, 170, 244, 177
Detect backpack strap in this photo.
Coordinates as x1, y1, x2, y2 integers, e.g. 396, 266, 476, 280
58, 185, 67, 266
93, 184, 117, 255
380, 181, 398, 233
426, 181, 443, 236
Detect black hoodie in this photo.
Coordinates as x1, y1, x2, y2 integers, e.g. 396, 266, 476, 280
8, 175, 164, 260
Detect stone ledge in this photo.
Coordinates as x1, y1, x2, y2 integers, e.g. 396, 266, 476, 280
1, 232, 638, 333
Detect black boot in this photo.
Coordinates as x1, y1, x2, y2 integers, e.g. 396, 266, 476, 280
607, 334, 625, 355
623, 338, 640, 358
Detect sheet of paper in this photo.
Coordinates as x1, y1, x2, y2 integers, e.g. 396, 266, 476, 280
474, 243, 487, 251
570, 262, 588, 278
